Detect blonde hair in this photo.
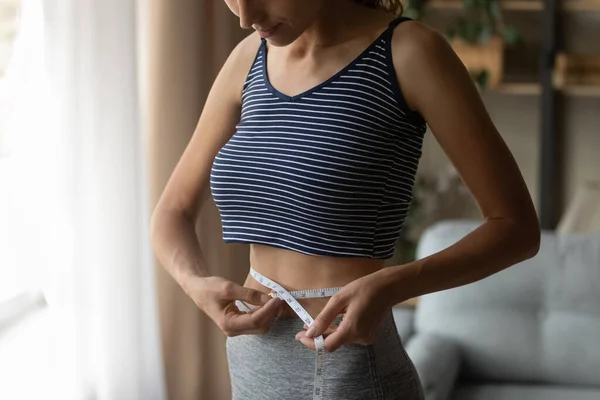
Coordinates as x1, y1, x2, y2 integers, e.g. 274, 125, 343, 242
356, 0, 404, 15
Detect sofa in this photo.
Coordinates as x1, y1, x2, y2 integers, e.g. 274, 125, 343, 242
391, 220, 600, 400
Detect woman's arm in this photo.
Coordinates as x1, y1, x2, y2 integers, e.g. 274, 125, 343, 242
150, 33, 260, 294
381, 22, 541, 303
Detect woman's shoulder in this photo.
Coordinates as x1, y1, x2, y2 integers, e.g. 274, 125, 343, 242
224, 31, 263, 74
389, 18, 464, 111
215, 31, 262, 86
211, 32, 263, 101
390, 18, 450, 64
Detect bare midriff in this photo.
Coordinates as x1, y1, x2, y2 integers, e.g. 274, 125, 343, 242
243, 243, 386, 320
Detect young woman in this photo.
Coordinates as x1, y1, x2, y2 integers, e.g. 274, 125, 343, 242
150, 0, 541, 398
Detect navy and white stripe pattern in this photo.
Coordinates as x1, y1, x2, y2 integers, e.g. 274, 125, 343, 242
210, 16, 427, 259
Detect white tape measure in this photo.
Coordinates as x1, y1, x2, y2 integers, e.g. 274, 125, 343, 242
235, 266, 344, 400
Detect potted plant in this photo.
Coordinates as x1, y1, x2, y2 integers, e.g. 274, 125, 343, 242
405, 0, 524, 89
446, 0, 523, 88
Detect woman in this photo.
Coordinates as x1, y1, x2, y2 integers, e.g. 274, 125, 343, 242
150, 0, 541, 399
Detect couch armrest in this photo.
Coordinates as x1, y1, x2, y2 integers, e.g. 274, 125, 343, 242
405, 333, 461, 400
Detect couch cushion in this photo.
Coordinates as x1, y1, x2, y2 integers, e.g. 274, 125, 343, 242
414, 220, 600, 387
452, 383, 600, 400
391, 306, 415, 343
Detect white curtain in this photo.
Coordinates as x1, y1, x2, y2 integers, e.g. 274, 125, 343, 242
2, 0, 166, 398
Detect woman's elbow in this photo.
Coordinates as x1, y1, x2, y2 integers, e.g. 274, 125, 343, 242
514, 214, 541, 261
494, 209, 541, 263
150, 207, 165, 250
150, 203, 196, 245
523, 224, 541, 260
150, 205, 177, 247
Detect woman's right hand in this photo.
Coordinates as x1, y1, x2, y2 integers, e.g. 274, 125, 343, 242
184, 275, 286, 337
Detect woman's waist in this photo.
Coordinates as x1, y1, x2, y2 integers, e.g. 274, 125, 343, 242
244, 243, 385, 319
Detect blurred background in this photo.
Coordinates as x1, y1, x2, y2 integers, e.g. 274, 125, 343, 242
0, 0, 598, 399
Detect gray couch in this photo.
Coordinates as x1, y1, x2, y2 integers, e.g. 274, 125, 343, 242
391, 220, 600, 400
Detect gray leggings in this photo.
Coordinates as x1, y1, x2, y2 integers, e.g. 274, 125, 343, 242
226, 305, 425, 399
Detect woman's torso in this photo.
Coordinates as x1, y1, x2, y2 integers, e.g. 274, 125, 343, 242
215, 14, 424, 319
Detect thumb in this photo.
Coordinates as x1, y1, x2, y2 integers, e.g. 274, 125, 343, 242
306, 297, 346, 338
237, 286, 271, 306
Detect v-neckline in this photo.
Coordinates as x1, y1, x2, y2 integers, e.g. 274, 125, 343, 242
260, 21, 396, 102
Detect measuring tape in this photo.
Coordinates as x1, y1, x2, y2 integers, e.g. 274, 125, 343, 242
235, 266, 344, 400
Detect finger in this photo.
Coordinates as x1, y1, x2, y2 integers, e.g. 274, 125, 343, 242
295, 329, 336, 350
234, 286, 272, 306
251, 297, 288, 314
235, 300, 254, 313
226, 298, 282, 332
323, 319, 352, 352
296, 334, 317, 350
303, 323, 338, 335
296, 327, 336, 341
245, 297, 283, 322
305, 297, 347, 338
240, 298, 277, 314
296, 324, 340, 348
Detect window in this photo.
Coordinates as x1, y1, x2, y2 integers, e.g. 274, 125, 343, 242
0, 0, 20, 157
0, 0, 46, 313
0, 0, 22, 304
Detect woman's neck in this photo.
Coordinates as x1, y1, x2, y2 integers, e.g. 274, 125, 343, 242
289, 2, 391, 56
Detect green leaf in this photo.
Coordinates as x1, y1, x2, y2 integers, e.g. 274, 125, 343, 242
488, 0, 502, 21
465, 21, 482, 43
479, 24, 493, 43
477, 70, 489, 88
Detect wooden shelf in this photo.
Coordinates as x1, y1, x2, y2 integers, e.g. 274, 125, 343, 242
427, 0, 600, 11
475, 82, 541, 95
561, 85, 600, 96
461, 48, 600, 96
563, 0, 600, 11
493, 82, 542, 95
554, 53, 600, 94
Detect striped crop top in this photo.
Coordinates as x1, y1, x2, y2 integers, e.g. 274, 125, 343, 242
209, 16, 427, 259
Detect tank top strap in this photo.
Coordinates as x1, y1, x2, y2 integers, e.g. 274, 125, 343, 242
387, 15, 413, 30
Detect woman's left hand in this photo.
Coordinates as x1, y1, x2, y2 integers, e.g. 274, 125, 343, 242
294, 269, 397, 352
